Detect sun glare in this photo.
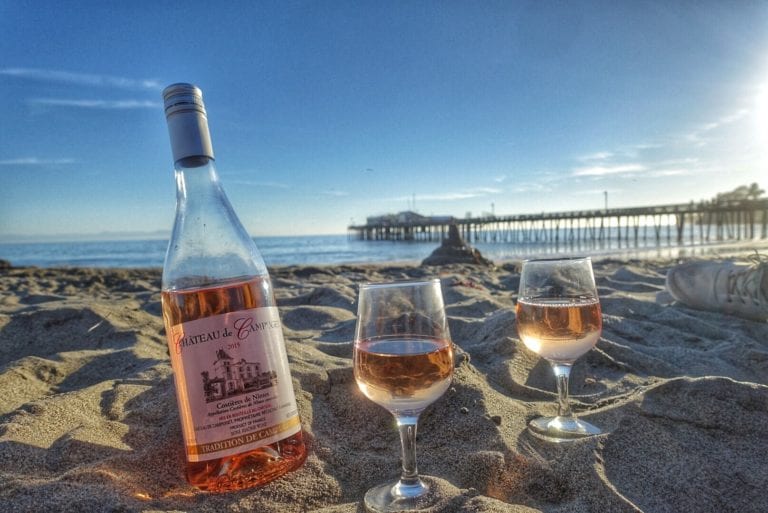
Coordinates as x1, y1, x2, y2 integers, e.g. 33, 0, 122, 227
756, 82, 768, 143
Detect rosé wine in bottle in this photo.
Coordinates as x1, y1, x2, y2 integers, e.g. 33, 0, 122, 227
160, 83, 306, 492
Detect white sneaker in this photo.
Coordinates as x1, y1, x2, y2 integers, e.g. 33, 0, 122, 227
665, 255, 768, 322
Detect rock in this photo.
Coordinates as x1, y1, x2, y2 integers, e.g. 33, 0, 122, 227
421, 224, 493, 266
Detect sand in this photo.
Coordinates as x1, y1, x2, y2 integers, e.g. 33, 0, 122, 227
1, 256, 767, 513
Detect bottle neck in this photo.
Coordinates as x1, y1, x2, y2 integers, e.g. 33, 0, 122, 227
174, 156, 224, 205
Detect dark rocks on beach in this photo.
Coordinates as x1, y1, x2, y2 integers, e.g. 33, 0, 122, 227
0, 259, 11, 270
421, 224, 493, 266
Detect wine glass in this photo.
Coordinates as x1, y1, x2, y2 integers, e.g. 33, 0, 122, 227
353, 279, 454, 512
515, 257, 603, 442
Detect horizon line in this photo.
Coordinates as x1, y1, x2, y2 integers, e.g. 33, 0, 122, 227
0, 230, 349, 244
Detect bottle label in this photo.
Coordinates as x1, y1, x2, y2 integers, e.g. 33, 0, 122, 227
167, 306, 301, 462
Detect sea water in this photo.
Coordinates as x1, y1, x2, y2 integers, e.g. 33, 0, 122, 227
0, 236, 433, 268
0, 233, 762, 268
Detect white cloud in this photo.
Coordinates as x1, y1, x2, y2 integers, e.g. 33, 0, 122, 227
392, 187, 502, 202
632, 142, 663, 151
578, 151, 613, 162
29, 98, 159, 109
648, 168, 693, 177
719, 109, 750, 125
0, 157, 75, 165
511, 183, 546, 193
321, 189, 349, 197
469, 187, 503, 194
684, 108, 750, 144
582, 144, 664, 162
572, 164, 645, 177
1, 68, 162, 90
226, 179, 290, 189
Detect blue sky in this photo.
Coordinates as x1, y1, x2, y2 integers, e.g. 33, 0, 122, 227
1, 1, 767, 240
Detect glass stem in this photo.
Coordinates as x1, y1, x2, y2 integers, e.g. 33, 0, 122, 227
395, 416, 421, 487
551, 363, 573, 418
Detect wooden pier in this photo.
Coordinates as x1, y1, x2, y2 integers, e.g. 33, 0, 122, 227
348, 199, 768, 246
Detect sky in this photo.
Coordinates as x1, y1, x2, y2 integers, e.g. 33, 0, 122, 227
1, 1, 767, 241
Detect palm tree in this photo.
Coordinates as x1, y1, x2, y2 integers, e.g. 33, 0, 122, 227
746, 182, 765, 200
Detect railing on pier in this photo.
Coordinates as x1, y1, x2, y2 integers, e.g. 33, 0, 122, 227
347, 199, 768, 246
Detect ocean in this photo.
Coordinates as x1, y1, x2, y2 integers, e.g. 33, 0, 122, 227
0, 232, 757, 269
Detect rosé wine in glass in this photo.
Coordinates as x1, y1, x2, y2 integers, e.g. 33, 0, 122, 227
516, 257, 603, 442
353, 279, 454, 512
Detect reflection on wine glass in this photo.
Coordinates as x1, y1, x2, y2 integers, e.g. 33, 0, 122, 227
353, 279, 454, 512
516, 257, 603, 442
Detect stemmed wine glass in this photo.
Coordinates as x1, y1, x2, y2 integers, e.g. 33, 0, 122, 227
353, 279, 454, 512
515, 257, 603, 442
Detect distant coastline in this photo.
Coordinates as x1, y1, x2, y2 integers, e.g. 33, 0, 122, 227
0, 230, 172, 244
0, 230, 348, 245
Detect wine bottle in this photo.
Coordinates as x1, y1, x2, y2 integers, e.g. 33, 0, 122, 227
159, 83, 307, 492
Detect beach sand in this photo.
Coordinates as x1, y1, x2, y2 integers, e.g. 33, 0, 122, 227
1, 255, 767, 513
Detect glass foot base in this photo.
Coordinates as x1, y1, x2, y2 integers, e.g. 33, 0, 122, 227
528, 415, 601, 442
363, 476, 438, 512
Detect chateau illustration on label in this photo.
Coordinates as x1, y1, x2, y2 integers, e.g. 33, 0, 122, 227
201, 349, 277, 402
